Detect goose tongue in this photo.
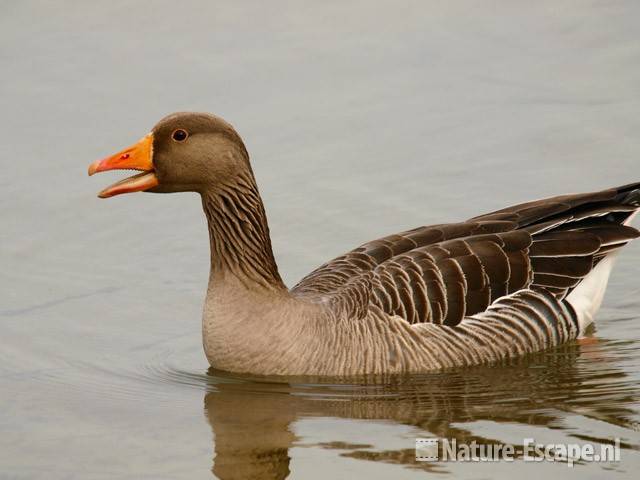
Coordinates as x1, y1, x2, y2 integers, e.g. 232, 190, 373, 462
88, 133, 158, 198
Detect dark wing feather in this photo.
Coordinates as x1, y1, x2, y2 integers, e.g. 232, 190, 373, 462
292, 183, 640, 324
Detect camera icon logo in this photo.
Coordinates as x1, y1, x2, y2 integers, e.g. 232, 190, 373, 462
415, 438, 438, 462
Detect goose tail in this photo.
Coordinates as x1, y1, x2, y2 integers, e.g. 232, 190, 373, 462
566, 188, 640, 333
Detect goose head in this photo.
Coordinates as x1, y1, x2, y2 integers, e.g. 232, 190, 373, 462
88, 112, 250, 198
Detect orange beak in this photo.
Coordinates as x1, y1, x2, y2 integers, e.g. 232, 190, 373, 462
88, 133, 158, 198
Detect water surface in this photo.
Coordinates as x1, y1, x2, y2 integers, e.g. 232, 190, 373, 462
2, 1, 640, 478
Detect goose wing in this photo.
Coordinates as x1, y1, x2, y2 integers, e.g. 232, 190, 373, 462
292, 183, 640, 324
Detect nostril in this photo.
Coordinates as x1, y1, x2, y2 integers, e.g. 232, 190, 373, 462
121, 153, 130, 160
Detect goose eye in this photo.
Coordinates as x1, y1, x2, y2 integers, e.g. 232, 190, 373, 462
172, 129, 189, 142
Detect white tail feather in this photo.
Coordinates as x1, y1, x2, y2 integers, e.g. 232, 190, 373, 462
566, 254, 618, 333
565, 207, 638, 334
624, 209, 639, 227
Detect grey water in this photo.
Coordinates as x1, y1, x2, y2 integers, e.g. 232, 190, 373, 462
1, 1, 640, 478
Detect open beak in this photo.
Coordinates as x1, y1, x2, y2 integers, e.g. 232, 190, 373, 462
88, 133, 158, 198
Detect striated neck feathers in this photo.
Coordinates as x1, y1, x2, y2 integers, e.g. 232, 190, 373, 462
201, 171, 285, 292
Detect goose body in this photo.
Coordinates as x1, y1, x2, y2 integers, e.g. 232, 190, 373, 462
89, 112, 640, 376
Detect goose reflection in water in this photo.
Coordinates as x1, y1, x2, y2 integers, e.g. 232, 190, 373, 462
202, 339, 639, 479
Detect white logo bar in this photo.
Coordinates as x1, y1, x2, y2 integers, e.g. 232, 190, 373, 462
415, 437, 621, 467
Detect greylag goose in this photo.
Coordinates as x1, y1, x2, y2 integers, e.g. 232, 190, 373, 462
88, 112, 640, 376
